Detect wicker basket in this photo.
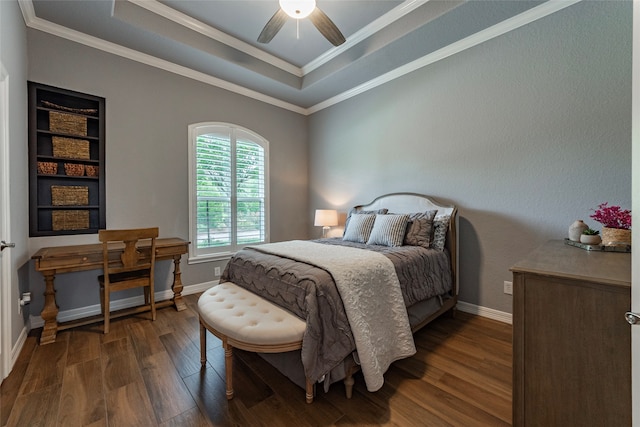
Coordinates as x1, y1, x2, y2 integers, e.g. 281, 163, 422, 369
601, 226, 631, 246
85, 165, 99, 177
52, 210, 90, 231
37, 161, 58, 175
64, 163, 85, 176
42, 100, 98, 116
51, 185, 88, 206
52, 137, 90, 160
49, 111, 87, 136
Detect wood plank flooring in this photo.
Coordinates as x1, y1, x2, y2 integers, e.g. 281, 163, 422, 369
1, 294, 512, 426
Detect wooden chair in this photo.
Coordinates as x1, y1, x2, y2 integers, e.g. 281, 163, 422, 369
98, 227, 159, 333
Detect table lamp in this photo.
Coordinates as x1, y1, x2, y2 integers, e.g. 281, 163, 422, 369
314, 209, 338, 237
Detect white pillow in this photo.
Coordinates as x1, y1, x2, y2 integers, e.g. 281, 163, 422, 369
367, 214, 410, 247
342, 214, 376, 243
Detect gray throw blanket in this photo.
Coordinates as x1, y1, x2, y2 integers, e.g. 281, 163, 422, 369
248, 240, 416, 391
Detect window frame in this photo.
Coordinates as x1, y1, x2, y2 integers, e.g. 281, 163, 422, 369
188, 122, 270, 263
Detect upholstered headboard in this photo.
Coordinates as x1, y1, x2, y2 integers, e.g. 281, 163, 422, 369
354, 193, 459, 295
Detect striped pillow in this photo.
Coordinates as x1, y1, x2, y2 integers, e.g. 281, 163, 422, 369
343, 208, 388, 236
343, 214, 376, 243
366, 214, 410, 247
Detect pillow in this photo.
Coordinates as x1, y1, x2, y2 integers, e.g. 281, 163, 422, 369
431, 216, 451, 251
343, 208, 388, 235
367, 214, 410, 247
343, 214, 376, 243
404, 210, 438, 248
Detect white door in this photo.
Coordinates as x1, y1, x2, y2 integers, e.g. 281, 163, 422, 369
632, 1, 639, 425
0, 62, 11, 381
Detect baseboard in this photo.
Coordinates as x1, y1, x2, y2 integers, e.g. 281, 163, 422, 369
9, 326, 28, 370
183, 280, 218, 294
27, 280, 511, 329
29, 280, 220, 329
457, 300, 512, 325
9, 282, 509, 386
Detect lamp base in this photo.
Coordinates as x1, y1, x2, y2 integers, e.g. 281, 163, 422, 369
322, 226, 330, 238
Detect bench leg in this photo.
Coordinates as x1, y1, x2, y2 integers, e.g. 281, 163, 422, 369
305, 378, 314, 404
199, 321, 207, 366
344, 374, 354, 399
224, 342, 234, 400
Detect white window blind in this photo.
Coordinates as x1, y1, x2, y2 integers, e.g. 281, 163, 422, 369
189, 123, 269, 261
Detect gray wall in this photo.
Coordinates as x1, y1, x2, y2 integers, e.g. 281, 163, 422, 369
13, 0, 634, 326
1, 0, 30, 350
26, 30, 309, 315
308, 1, 632, 314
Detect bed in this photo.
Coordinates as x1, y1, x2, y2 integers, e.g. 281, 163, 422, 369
218, 193, 458, 399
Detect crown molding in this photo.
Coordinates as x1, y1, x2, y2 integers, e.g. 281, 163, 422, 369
18, 0, 307, 115
128, 0, 425, 78
126, 0, 304, 78
302, 0, 428, 75
308, 0, 582, 114
19, 0, 582, 116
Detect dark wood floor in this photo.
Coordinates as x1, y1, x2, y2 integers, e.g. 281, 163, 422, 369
1, 294, 512, 426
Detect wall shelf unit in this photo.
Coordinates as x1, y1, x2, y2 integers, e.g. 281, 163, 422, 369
28, 82, 105, 236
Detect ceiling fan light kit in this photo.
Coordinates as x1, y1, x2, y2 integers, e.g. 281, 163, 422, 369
279, 0, 316, 19
258, 0, 346, 47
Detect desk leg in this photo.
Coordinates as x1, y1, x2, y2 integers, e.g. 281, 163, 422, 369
172, 255, 186, 311
40, 271, 59, 345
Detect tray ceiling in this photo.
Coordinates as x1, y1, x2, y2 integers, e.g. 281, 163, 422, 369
22, 0, 576, 113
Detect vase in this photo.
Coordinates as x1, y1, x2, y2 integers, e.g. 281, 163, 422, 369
601, 226, 631, 246
580, 234, 601, 245
568, 220, 589, 242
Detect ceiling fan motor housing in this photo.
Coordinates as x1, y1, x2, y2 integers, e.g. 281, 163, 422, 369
279, 0, 316, 19
259, 0, 345, 47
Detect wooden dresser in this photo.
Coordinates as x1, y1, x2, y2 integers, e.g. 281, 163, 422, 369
511, 240, 631, 426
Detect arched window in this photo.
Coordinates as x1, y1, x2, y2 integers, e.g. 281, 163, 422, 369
188, 123, 269, 262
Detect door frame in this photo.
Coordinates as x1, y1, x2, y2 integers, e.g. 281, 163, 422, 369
0, 61, 11, 381
632, 1, 639, 424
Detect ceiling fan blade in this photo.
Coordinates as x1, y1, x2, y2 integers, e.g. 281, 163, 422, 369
258, 8, 289, 44
309, 8, 346, 47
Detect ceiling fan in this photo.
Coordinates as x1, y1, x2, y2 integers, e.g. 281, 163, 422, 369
258, 0, 346, 47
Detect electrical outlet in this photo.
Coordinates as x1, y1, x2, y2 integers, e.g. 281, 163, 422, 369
215, 267, 221, 276
504, 281, 513, 295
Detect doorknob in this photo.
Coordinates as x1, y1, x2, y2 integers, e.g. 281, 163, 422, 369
0, 241, 15, 251
625, 312, 640, 325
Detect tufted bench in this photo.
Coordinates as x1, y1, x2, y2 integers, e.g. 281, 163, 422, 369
198, 282, 313, 403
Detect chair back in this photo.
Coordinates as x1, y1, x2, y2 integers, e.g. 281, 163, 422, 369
99, 227, 159, 280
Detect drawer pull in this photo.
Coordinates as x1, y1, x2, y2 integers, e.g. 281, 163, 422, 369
625, 312, 640, 325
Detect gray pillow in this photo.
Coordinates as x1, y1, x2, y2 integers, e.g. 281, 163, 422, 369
343, 208, 388, 236
404, 210, 438, 248
343, 214, 376, 243
431, 216, 450, 251
367, 214, 410, 247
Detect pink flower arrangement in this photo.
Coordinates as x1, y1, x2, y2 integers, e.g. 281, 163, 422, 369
590, 203, 631, 230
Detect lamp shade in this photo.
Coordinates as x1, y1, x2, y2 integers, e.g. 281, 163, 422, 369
279, 0, 316, 19
314, 209, 338, 227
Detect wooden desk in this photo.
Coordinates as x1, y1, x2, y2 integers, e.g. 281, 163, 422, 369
32, 237, 189, 345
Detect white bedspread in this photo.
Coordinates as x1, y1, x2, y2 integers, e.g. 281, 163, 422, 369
250, 240, 416, 392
